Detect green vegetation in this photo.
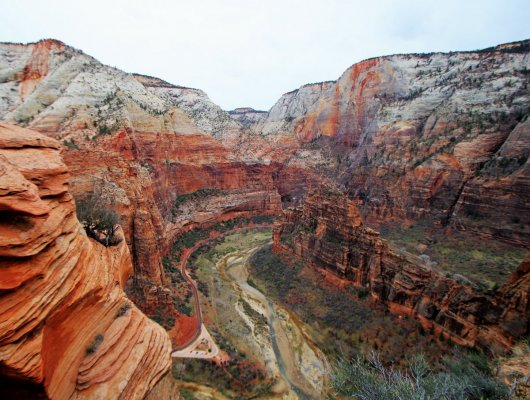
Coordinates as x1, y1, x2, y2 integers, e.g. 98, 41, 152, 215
178, 388, 195, 400
172, 326, 272, 398
97, 123, 116, 135
279, 220, 318, 246
150, 305, 176, 329
162, 220, 273, 320
332, 351, 507, 400
172, 189, 227, 216
248, 245, 452, 365
76, 192, 121, 246
115, 302, 131, 318
250, 214, 275, 225
62, 138, 80, 149
14, 114, 33, 125
323, 229, 344, 244
381, 220, 528, 288
240, 299, 267, 327
171, 230, 274, 398
170, 216, 270, 261
85, 334, 104, 355
247, 244, 508, 398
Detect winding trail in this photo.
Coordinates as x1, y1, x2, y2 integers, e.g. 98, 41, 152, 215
171, 224, 273, 356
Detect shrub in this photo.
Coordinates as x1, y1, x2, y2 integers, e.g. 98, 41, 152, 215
76, 192, 121, 246
324, 229, 343, 244
172, 188, 227, 217
86, 334, 104, 355
331, 352, 508, 400
98, 123, 113, 135
62, 139, 80, 149
357, 287, 370, 299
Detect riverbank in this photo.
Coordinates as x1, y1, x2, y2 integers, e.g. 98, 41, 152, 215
172, 229, 328, 399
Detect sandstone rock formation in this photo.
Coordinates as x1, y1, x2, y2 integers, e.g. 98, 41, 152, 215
0, 123, 171, 399
228, 107, 268, 128
259, 40, 530, 246
0, 39, 294, 291
0, 39, 245, 147
1, 36, 529, 357
273, 191, 529, 353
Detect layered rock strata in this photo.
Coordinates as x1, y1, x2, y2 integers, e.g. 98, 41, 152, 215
260, 40, 530, 245
0, 123, 171, 399
227, 107, 268, 128
273, 191, 529, 353
63, 128, 283, 286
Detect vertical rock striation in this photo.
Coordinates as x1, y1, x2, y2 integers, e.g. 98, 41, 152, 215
273, 191, 529, 353
261, 40, 530, 246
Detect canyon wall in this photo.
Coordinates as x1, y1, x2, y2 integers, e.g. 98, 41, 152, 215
0, 40, 293, 327
1, 38, 528, 355
228, 107, 268, 128
0, 123, 171, 399
273, 191, 529, 353
0, 39, 233, 145
260, 40, 530, 246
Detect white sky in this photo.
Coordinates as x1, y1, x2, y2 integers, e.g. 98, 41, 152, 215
1, 0, 529, 110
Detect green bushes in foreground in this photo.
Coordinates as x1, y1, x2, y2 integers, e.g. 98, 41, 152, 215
331, 351, 508, 400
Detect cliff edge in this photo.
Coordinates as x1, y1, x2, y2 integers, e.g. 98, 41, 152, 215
0, 123, 171, 399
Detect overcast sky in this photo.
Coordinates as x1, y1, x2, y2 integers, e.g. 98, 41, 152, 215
1, 0, 529, 110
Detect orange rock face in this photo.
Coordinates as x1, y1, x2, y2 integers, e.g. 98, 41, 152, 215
0, 123, 171, 399
59, 128, 291, 342
63, 129, 284, 285
260, 41, 530, 246
273, 191, 529, 353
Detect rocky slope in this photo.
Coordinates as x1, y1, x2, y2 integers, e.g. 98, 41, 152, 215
227, 107, 267, 128
133, 74, 244, 141
0, 123, 171, 399
0, 40, 296, 337
1, 37, 528, 360
273, 191, 529, 353
0, 39, 246, 146
259, 40, 530, 246
61, 127, 283, 346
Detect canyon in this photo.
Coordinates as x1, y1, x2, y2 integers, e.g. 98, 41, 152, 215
272, 191, 529, 353
0, 37, 529, 398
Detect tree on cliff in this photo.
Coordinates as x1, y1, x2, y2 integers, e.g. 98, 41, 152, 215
76, 192, 121, 246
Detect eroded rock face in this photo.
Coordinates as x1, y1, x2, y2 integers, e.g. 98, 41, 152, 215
63, 128, 283, 285
0, 40, 243, 146
0, 39, 296, 292
273, 191, 529, 353
0, 123, 171, 399
260, 41, 530, 245
2, 37, 528, 357
228, 107, 268, 128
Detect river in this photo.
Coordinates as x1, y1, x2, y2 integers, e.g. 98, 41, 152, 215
220, 242, 328, 399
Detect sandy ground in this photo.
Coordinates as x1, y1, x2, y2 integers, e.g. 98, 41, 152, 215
183, 231, 329, 399
223, 245, 329, 399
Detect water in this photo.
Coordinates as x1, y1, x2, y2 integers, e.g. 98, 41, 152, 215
237, 281, 313, 400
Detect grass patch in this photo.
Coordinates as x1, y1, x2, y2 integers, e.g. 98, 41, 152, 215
248, 245, 457, 366
381, 221, 528, 288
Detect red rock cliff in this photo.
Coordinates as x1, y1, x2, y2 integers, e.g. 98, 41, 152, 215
273, 191, 529, 353
0, 123, 171, 399
261, 41, 530, 246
